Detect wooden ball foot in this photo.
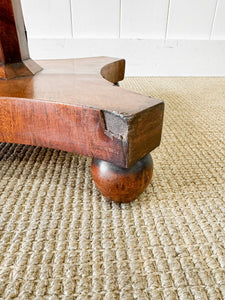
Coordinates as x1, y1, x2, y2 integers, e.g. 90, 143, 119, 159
91, 154, 153, 203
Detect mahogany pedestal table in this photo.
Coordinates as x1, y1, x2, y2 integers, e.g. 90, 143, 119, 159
0, 1, 164, 203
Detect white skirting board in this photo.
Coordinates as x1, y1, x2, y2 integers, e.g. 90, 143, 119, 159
28, 39, 225, 76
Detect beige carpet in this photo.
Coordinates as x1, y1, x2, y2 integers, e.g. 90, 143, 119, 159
0, 77, 225, 299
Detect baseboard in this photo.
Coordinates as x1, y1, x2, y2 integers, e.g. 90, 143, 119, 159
28, 38, 225, 76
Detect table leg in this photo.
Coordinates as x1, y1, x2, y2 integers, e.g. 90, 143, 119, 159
91, 154, 153, 203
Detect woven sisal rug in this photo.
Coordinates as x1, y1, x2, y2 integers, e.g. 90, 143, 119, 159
0, 78, 225, 299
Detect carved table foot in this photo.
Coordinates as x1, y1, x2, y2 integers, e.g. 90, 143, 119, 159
91, 154, 153, 203
0, 0, 164, 206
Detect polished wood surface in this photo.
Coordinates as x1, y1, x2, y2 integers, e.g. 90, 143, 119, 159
91, 154, 153, 203
0, 1, 164, 202
0, 57, 164, 168
0, 57, 161, 114
0, 0, 41, 79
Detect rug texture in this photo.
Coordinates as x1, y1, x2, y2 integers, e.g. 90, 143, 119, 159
0, 77, 225, 299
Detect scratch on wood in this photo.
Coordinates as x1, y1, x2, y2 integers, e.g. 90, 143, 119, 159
100, 110, 129, 141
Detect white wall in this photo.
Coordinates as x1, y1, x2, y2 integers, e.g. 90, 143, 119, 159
21, 0, 225, 76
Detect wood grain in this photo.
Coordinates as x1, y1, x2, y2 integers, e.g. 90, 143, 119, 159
0, 0, 164, 203
0, 57, 164, 168
91, 154, 153, 203
0, 0, 41, 79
